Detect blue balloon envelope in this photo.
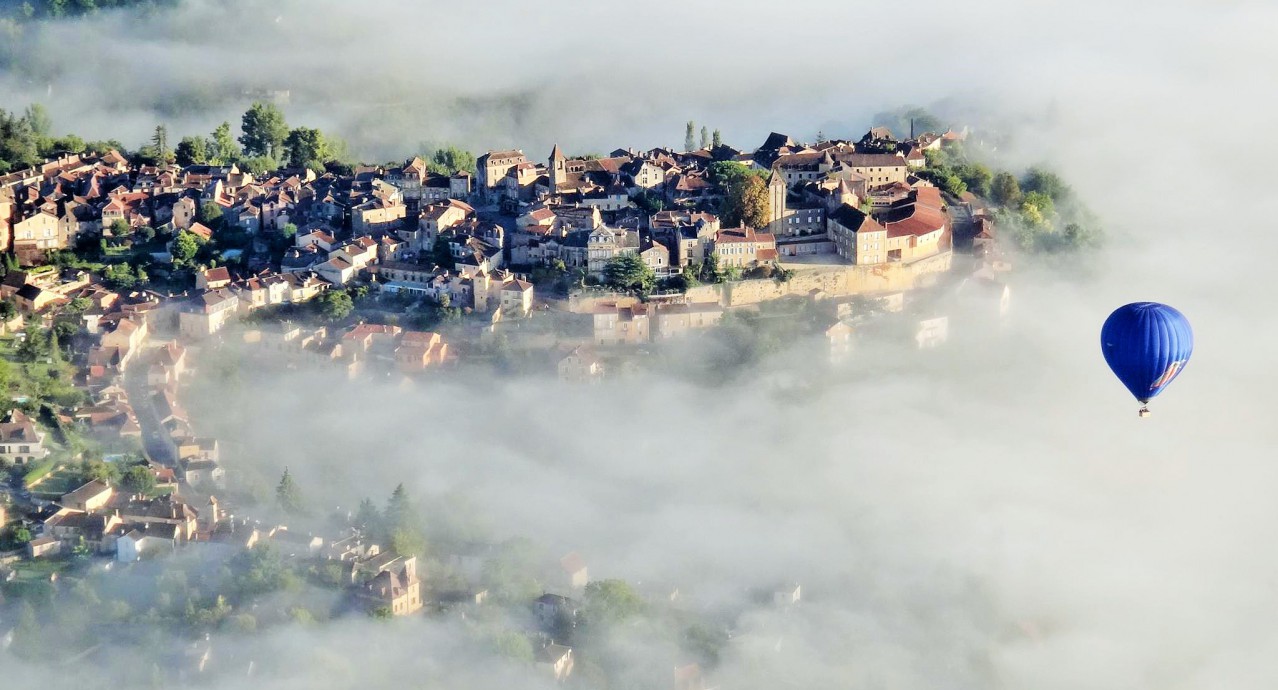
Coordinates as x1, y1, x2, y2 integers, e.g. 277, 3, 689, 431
1100, 302, 1193, 412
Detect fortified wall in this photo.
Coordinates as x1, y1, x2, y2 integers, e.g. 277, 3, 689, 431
686, 251, 953, 308
566, 252, 952, 312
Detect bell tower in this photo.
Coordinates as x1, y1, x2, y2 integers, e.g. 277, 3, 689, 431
549, 144, 566, 192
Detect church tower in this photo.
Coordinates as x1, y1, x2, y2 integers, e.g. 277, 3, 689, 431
549, 144, 566, 192
767, 169, 788, 235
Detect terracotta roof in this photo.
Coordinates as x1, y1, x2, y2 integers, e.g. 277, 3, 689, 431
187, 222, 214, 240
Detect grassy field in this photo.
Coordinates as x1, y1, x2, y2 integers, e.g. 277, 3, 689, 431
29, 464, 83, 497
22, 457, 58, 485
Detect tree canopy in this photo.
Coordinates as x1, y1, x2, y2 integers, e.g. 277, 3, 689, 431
602, 253, 655, 294
316, 289, 353, 321
720, 174, 770, 229
239, 102, 289, 159
275, 467, 304, 514
583, 579, 646, 626
283, 127, 330, 170
170, 230, 200, 268
121, 465, 157, 495
424, 145, 476, 175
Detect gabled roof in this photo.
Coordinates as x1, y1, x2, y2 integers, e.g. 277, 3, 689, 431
202, 266, 231, 283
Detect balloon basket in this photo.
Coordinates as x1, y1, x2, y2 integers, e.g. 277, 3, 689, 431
1138, 406, 1151, 418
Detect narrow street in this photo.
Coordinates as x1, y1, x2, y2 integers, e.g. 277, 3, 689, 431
946, 197, 978, 252
123, 352, 175, 466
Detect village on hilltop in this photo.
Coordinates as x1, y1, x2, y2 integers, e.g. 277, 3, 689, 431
0, 119, 1018, 684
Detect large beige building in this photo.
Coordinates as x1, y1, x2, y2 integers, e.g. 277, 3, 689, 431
826, 186, 948, 265
593, 303, 650, 346
773, 148, 909, 187
477, 150, 529, 196
827, 204, 887, 265
179, 289, 239, 339
653, 303, 724, 340
12, 208, 68, 264
711, 227, 777, 269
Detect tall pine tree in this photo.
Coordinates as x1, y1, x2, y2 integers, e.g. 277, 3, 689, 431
684, 121, 695, 152
151, 125, 170, 163
276, 467, 304, 515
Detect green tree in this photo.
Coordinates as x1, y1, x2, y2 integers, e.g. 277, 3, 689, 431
426, 145, 477, 175
47, 328, 62, 364
16, 323, 48, 361
958, 162, 992, 197
1063, 221, 1102, 250
699, 125, 709, 149
209, 121, 240, 164
707, 160, 758, 187
109, 218, 130, 237
229, 613, 257, 634
49, 134, 85, 154
175, 136, 208, 166
316, 290, 353, 321
275, 467, 304, 514
81, 458, 119, 485
1022, 167, 1071, 201
240, 155, 277, 176
23, 103, 51, 139
239, 102, 288, 159
712, 129, 722, 148
721, 174, 770, 228
102, 263, 138, 290
63, 296, 91, 316
632, 190, 664, 215
231, 544, 293, 596
602, 253, 656, 293
198, 201, 223, 228
170, 230, 200, 268
384, 483, 425, 555
282, 127, 328, 170
1019, 190, 1055, 226
121, 465, 157, 495
990, 171, 1021, 206
583, 579, 645, 626
936, 172, 967, 197
685, 120, 695, 152
150, 124, 171, 163
431, 236, 455, 270
699, 253, 722, 283
354, 497, 381, 532
488, 629, 535, 662
278, 222, 298, 242
683, 621, 730, 667
288, 607, 316, 625
0, 109, 40, 170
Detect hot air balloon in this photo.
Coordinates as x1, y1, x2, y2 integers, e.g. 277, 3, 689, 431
1100, 302, 1193, 417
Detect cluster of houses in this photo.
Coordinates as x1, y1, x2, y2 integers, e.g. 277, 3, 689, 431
0, 123, 984, 361
476, 126, 967, 280
240, 321, 452, 377
17, 473, 424, 619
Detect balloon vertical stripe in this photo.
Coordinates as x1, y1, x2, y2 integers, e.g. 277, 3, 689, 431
1100, 302, 1193, 406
